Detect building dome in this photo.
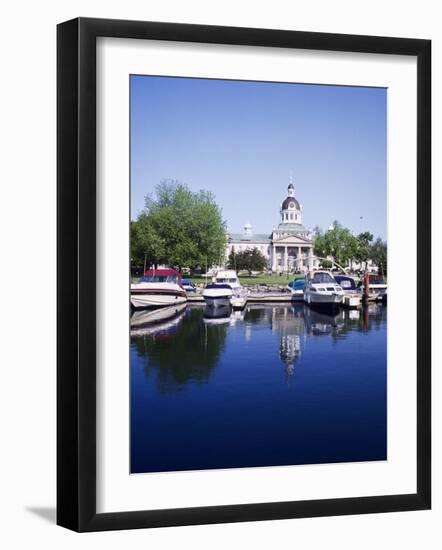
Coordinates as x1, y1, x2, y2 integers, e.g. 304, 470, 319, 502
243, 222, 253, 238
281, 196, 300, 210
280, 181, 302, 226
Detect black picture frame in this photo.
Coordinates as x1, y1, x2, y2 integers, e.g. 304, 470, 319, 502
57, 17, 431, 532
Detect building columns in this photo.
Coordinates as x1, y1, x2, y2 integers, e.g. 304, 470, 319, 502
284, 246, 288, 272
308, 247, 313, 270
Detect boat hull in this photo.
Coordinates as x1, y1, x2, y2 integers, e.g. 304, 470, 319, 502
131, 293, 187, 309
202, 287, 233, 308
204, 296, 232, 308
304, 291, 343, 305
289, 289, 304, 301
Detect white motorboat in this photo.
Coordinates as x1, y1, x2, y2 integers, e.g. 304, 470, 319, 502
303, 270, 344, 306
202, 284, 233, 308
287, 278, 306, 301
212, 269, 241, 290
203, 269, 241, 308
361, 274, 387, 302
130, 269, 187, 309
334, 275, 362, 308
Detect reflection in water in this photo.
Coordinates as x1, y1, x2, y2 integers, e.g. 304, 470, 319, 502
131, 307, 227, 391
202, 304, 232, 324
130, 303, 187, 335
131, 303, 387, 473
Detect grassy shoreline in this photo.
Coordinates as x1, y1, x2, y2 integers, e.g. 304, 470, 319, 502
131, 274, 305, 286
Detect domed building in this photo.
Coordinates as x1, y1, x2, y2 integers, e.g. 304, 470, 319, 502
226, 181, 318, 273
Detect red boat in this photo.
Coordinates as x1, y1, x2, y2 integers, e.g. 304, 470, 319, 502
130, 269, 187, 309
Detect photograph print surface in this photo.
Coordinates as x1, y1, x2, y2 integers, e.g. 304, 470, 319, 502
129, 75, 387, 474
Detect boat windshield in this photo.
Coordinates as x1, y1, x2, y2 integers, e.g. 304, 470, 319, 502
311, 273, 335, 284
140, 275, 179, 284
216, 278, 238, 284
369, 276, 386, 284
335, 277, 356, 290
289, 279, 305, 289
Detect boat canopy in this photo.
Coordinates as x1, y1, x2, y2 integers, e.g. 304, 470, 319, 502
288, 278, 305, 290
368, 275, 386, 285
334, 275, 357, 290
141, 269, 182, 284
309, 272, 336, 284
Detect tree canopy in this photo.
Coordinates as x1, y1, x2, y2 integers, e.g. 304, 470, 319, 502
369, 238, 387, 276
313, 221, 384, 272
131, 180, 227, 271
227, 247, 267, 275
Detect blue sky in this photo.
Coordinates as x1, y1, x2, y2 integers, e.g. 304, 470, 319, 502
131, 75, 386, 240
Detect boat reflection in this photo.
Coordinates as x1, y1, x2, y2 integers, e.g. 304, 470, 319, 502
203, 304, 232, 325
303, 306, 344, 336
130, 303, 187, 336
131, 307, 228, 391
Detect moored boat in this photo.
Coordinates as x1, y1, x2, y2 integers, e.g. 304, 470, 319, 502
303, 270, 344, 306
287, 277, 305, 300
203, 269, 240, 308
130, 269, 187, 309
212, 269, 241, 290
361, 274, 387, 302
202, 283, 233, 307
181, 279, 196, 293
334, 275, 361, 308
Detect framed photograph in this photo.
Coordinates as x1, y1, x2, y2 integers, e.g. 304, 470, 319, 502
57, 17, 431, 532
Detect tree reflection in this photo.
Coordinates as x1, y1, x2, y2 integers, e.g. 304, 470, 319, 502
131, 308, 227, 392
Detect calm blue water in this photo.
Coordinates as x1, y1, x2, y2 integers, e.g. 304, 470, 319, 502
130, 303, 387, 474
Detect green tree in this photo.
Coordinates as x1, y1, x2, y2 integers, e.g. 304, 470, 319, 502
313, 226, 326, 258
370, 238, 387, 276
233, 247, 267, 275
227, 248, 237, 270
131, 180, 226, 272
314, 221, 358, 269
130, 216, 166, 268
354, 231, 374, 267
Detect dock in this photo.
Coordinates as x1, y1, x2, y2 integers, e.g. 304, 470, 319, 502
188, 291, 366, 311
188, 291, 294, 310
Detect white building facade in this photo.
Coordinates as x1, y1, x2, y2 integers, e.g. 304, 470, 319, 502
225, 182, 318, 273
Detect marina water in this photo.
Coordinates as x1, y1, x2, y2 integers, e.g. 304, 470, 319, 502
131, 303, 387, 474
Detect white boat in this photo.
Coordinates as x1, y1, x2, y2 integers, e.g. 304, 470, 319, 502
361, 274, 387, 302
202, 284, 233, 307
212, 269, 241, 290
303, 270, 344, 306
287, 278, 306, 301
130, 269, 187, 309
334, 275, 362, 308
202, 269, 241, 308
